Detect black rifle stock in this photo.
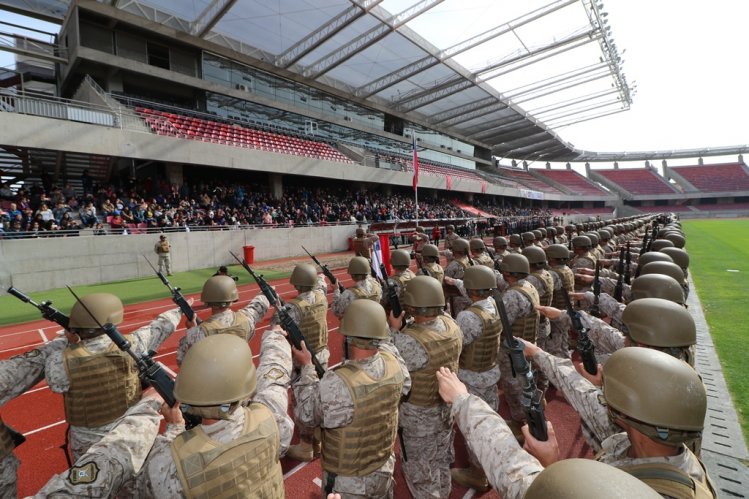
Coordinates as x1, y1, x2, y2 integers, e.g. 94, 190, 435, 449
624, 243, 632, 285
302, 246, 344, 293
613, 247, 625, 302
493, 291, 548, 441
143, 256, 200, 324
562, 290, 598, 375
379, 263, 403, 318
231, 252, 326, 379
64, 286, 201, 429
590, 262, 601, 318
7, 287, 70, 330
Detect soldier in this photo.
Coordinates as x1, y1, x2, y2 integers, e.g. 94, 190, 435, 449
411, 226, 430, 262
293, 300, 410, 498
444, 238, 473, 317
663, 232, 686, 249
1, 338, 67, 497
444, 224, 459, 257
660, 247, 690, 278
153, 234, 172, 276
469, 237, 494, 268
138, 331, 293, 496
522, 345, 715, 497
521, 231, 536, 248
543, 244, 574, 359
384, 249, 416, 305
177, 275, 268, 365
492, 236, 509, 267
353, 227, 378, 261
650, 238, 676, 252
281, 264, 330, 462
420, 243, 444, 283
521, 246, 554, 398
450, 266, 501, 491
43, 293, 185, 461
388, 276, 461, 498
507, 233, 523, 253
570, 236, 597, 291
437, 368, 662, 499
639, 260, 689, 299
331, 256, 383, 318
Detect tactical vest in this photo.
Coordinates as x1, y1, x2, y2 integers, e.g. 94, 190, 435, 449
460, 304, 501, 372
425, 263, 444, 283
353, 237, 371, 260
392, 270, 414, 296
474, 253, 494, 269
322, 351, 404, 476
0, 417, 18, 459
158, 241, 170, 253
445, 234, 459, 250
508, 282, 540, 342
402, 316, 462, 407
350, 280, 380, 302
549, 266, 575, 310
622, 460, 716, 499
448, 258, 470, 279
63, 341, 141, 427
290, 291, 328, 353
171, 404, 284, 499
200, 312, 251, 341
531, 270, 554, 307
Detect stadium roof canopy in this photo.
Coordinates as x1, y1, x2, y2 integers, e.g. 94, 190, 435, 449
2, 0, 633, 161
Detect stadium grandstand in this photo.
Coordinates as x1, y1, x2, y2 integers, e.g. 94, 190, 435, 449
1, 0, 749, 496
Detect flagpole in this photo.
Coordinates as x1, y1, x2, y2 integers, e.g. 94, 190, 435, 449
412, 135, 419, 226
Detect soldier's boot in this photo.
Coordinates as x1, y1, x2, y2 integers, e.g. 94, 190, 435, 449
451, 465, 490, 492
286, 436, 318, 462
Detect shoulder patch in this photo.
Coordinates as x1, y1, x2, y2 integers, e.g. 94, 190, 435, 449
68, 461, 100, 485
264, 367, 285, 381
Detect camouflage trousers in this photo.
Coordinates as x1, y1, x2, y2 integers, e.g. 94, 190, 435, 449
321, 455, 395, 499
546, 319, 571, 359
462, 374, 499, 470
292, 348, 330, 440
534, 320, 550, 394
0, 453, 18, 499
498, 348, 547, 423
400, 403, 454, 499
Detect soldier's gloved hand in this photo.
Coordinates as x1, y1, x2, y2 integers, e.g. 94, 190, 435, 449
574, 361, 603, 387
534, 305, 563, 320
436, 367, 467, 404
522, 421, 559, 467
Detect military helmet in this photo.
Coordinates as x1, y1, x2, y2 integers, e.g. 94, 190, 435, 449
522, 246, 547, 266
469, 238, 486, 251
584, 232, 599, 246
463, 266, 497, 291
546, 227, 557, 236
597, 229, 611, 241
538, 227, 547, 237
290, 263, 318, 287
347, 256, 371, 276
639, 261, 685, 284
545, 244, 571, 261
174, 334, 256, 406
391, 249, 411, 268
493, 236, 508, 249
421, 244, 440, 259
637, 251, 673, 267
452, 238, 470, 254
603, 347, 706, 443
650, 239, 675, 251
355, 227, 365, 237
521, 231, 536, 243
565, 224, 575, 232
659, 247, 689, 270
401, 275, 445, 308
339, 299, 389, 339
446, 224, 455, 232
532, 229, 543, 240
571, 235, 591, 249
622, 297, 695, 347
509, 234, 522, 246
69, 293, 124, 328
415, 226, 425, 233
500, 253, 530, 275
630, 274, 685, 305
201, 276, 238, 306
524, 459, 661, 499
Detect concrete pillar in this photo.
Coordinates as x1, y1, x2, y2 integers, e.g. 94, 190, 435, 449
614, 162, 619, 169
566, 162, 572, 170
269, 173, 283, 199
164, 162, 183, 187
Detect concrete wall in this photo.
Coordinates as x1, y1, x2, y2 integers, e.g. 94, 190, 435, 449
0, 225, 353, 293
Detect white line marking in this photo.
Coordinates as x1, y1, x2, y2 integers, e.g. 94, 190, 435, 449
312, 477, 322, 487
462, 490, 476, 499
23, 419, 66, 436
283, 461, 308, 480
38, 329, 48, 343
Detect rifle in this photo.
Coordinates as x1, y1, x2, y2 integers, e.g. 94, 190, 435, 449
646, 225, 658, 252
562, 290, 598, 375
379, 263, 403, 318
624, 242, 632, 285
230, 252, 326, 379
613, 247, 625, 302
590, 262, 601, 318
64, 286, 202, 429
302, 246, 344, 293
493, 291, 548, 441
143, 256, 200, 324
7, 287, 70, 330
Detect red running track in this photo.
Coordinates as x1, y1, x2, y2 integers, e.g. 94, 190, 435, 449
0, 258, 592, 498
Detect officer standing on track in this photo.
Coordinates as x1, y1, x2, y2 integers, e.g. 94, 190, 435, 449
154, 234, 172, 276
293, 300, 410, 498
176, 275, 268, 365
353, 227, 378, 262
331, 256, 382, 318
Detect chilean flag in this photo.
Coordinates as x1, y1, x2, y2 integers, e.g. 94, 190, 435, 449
446, 175, 452, 190
412, 135, 419, 191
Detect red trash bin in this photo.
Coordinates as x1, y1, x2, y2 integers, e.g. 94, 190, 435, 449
348, 237, 354, 251
243, 245, 255, 264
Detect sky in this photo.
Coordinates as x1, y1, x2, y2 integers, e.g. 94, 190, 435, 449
1, 0, 747, 169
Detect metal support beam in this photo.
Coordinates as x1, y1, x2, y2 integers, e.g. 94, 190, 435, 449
190, 0, 237, 38
429, 97, 496, 124
398, 79, 474, 112
444, 103, 509, 127
303, 0, 444, 79
276, 0, 383, 69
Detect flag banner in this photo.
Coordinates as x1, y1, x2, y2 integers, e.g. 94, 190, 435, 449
446, 175, 452, 190
412, 136, 419, 191
481, 181, 487, 193
371, 237, 384, 280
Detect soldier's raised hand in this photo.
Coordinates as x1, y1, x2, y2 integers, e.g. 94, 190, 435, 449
436, 366, 467, 404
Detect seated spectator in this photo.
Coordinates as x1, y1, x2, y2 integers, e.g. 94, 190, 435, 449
59, 212, 79, 231
80, 202, 98, 227
52, 202, 71, 223
0, 182, 14, 200
101, 198, 116, 216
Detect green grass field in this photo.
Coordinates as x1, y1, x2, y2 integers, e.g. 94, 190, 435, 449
682, 219, 749, 440
0, 264, 289, 326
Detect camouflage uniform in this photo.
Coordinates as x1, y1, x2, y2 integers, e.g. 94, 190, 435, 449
411, 233, 430, 255
1, 338, 68, 498
33, 395, 163, 498
493, 249, 510, 268
332, 276, 383, 318
455, 298, 501, 410
382, 268, 416, 314
444, 258, 472, 316
570, 252, 596, 274
598, 276, 632, 304
579, 291, 625, 327
451, 393, 543, 498
472, 253, 494, 269
177, 294, 269, 365
44, 309, 182, 461
524, 269, 554, 391
353, 234, 378, 260
393, 315, 462, 498
136, 329, 293, 496
293, 342, 411, 498
423, 262, 445, 283
545, 264, 573, 359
